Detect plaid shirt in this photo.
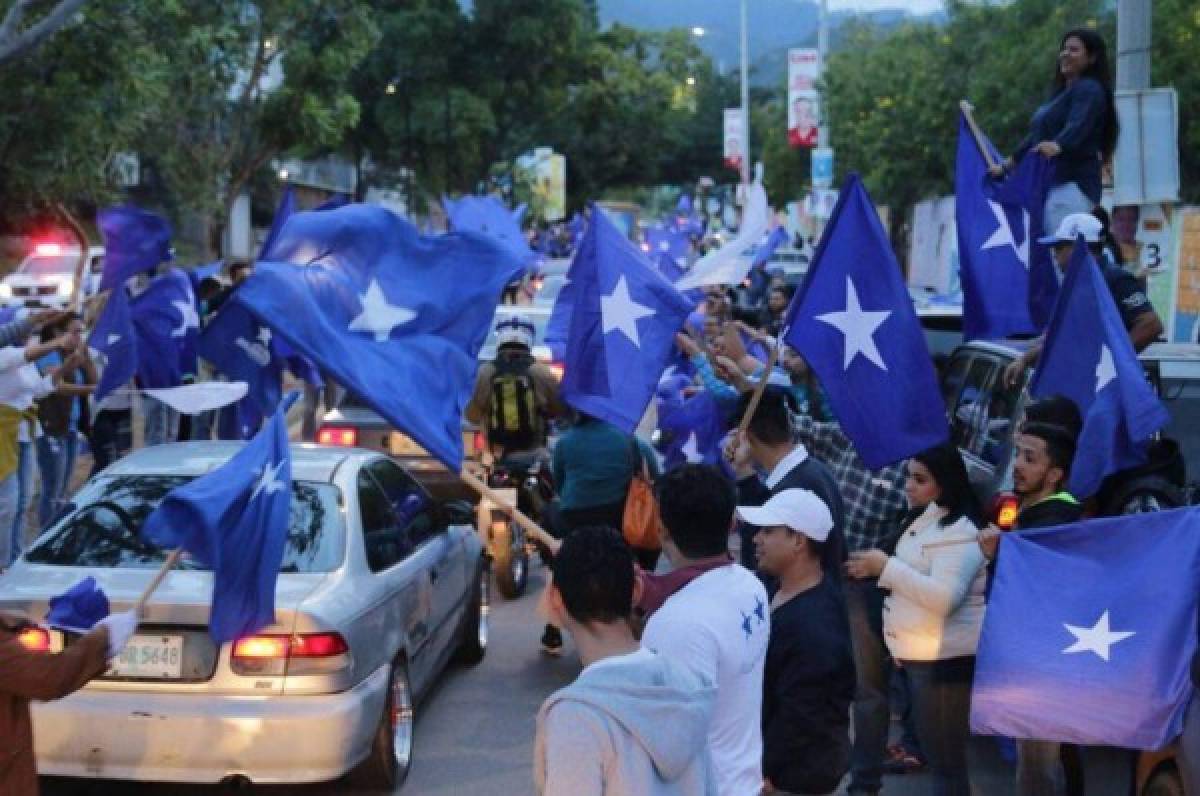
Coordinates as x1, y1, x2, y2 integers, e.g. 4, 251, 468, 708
793, 414, 909, 553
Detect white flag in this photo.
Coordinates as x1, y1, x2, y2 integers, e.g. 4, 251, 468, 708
675, 181, 770, 290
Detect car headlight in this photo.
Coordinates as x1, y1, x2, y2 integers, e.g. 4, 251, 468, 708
56, 279, 73, 297
0, 283, 11, 299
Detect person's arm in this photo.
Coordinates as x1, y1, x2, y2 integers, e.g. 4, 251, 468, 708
550, 439, 566, 495
1129, 311, 1164, 353
641, 613, 719, 687
539, 703, 609, 796
0, 317, 34, 348
1051, 79, 1106, 157
463, 364, 494, 426
531, 364, 567, 417
690, 353, 738, 402
878, 527, 986, 617
0, 626, 109, 701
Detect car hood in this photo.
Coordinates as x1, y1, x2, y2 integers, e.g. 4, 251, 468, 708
0, 564, 329, 629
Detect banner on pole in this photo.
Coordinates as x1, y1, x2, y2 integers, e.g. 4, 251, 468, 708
788, 48, 820, 149
723, 109, 744, 172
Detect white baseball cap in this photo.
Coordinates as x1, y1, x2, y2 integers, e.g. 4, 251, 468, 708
1038, 212, 1103, 245
736, 488, 834, 542
494, 314, 535, 349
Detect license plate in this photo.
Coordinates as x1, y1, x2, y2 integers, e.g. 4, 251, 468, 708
106, 634, 184, 679
389, 432, 428, 457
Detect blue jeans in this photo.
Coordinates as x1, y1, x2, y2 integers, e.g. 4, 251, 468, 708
143, 396, 178, 446
0, 471, 17, 567
90, 409, 132, 475
845, 578, 890, 794
36, 434, 70, 527
1016, 742, 1134, 795
904, 658, 974, 796
1180, 692, 1200, 794
10, 439, 33, 562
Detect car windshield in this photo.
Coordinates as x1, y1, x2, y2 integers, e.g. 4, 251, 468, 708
18, 255, 76, 278
24, 475, 343, 572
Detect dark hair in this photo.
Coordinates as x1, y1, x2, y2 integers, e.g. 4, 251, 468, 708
769, 284, 795, 302
1023, 395, 1083, 439
1017, 420, 1077, 485
736, 387, 794, 446
39, 311, 81, 342
549, 526, 635, 624
1091, 206, 1125, 266
1055, 28, 1119, 160
911, 442, 982, 527
655, 465, 735, 558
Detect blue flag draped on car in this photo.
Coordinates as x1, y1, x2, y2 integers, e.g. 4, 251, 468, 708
130, 268, 200, 388
443, 194, 534, 271
98, 206, 173, 291
89, 286, 137, 404
142, 393, 298, 643
782, 174, 948, 469
234, 204, 524, 470
971, 507, 1200, 749
197, 302, 284, 422
1029, 239, 1169, 498
955, 115, 1038, 340
558, 205, 693, 432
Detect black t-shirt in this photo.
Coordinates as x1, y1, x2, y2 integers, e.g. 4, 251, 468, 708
1101, 263, 1153, 332
763, 575, 855, 794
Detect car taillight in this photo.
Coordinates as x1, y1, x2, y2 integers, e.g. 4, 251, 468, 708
991, 493, 1020, 531
17, 627, 51, 652
317, 426, 357, 447
472, 431, 486, 454
34, 242, 62, 256
231, 632, 351, 676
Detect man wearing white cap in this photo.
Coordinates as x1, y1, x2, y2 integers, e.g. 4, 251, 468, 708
739, 489, 855, 796
1004, 211, 1163, 388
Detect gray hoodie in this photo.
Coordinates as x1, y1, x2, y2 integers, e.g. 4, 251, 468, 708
534, 648, 718, 796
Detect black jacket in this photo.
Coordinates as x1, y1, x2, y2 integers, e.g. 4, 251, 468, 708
1016, 494, 1084, 530
762, 576, 855, 794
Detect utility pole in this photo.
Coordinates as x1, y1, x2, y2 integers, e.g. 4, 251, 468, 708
817, 0, 829, 148
1115, 0, 1151, 91
739, 0, 750, 186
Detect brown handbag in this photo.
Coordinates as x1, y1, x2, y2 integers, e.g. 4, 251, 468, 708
622, 438, 661, 551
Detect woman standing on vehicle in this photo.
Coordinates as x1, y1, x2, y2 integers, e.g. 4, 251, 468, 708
845, 443, 987, 796
991, 28, 1119, 232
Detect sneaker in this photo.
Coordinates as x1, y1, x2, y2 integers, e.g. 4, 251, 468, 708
540, 624, 563, 656
882, 744, 926, 775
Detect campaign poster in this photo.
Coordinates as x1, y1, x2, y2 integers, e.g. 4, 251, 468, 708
724, 108, 744, 172
787, 48, 820, 149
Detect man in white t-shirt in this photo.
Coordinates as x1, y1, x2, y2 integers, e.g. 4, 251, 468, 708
641, 464, 770, 796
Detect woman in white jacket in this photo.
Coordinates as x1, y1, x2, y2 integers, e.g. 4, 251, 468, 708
845, 442, 986, 796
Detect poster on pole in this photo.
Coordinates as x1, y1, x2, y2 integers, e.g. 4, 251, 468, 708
787, 48, 820, 149
811, 147, 834, 189
723, 108, 744, 172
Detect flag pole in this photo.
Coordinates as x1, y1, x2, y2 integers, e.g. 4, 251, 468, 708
959, 100, 1000, 172
459, 468, 561, 555
735, 341, 782, 437
134, 548, 183, 617
56, 203, 90, 314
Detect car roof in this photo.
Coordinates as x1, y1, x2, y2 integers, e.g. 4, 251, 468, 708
102, 441, 368, 482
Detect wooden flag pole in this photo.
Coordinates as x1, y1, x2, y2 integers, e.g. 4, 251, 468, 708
56, 203, 90, 314
735, 342, 782, 437
460, 468, 561, 555
959, 100, 1001, 172
921, 536, 982, 551
134, 548, 183, 617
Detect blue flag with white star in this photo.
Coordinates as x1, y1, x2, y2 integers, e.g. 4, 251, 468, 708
234, 204, 524, 470
988, 147, 1058, 330
956, 115, 1039, 340
751, 226, 789, 271
1029, 240, 1168, 498
142, 392, 298, 643
657, 389, 727, 469
971, 507, 1200, 749
782, 174, 947, 469
98, 205, 173, 291
443, 194, 534, 271
559, 205, 694, 432
645, 223, 691, 262
130, 268, 199, 389
258, 186, 297, 261
89, 286, 137, 404
197, 302, 284, 422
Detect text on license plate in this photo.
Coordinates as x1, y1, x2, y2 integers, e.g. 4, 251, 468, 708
106, 635, 184, 679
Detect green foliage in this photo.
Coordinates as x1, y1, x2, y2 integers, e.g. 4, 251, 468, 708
1152, 0, 1200, 203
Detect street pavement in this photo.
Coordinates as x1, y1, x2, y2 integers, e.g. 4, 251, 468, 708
43, 557, 1021, 795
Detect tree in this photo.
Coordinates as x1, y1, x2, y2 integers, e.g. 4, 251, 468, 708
1152, 0, 1200, 203
0, 0, 89, 65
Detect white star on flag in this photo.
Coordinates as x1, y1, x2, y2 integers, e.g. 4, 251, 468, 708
681, 432, 703, 463
171, 300, 200, 338
349, 279, 416, 342
981, 201, 1030, 269
250, 459, 287, 502
816, 277, 892, 371
1062, 610, 1135, 662
106, 333, 121, 346
1095, 345, 1116, 393
601, 275, 655, 348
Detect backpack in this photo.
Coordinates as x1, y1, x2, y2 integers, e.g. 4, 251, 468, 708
487, 352, 543, 450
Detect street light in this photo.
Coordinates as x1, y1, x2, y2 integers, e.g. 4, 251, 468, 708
278, 168, 289, 181
690, 26, 706, 37
686, 75, 697, 86
385, 82, 397, 95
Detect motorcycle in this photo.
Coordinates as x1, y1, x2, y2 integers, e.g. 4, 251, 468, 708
479, 451, 555, 599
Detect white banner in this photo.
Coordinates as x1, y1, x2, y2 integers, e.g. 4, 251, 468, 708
723, 108, 744, 172
140, 382, 249, 415
676, 182, 770, 290
787, 48, 819, 149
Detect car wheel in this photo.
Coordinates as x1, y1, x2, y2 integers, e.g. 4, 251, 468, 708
1141, 764, 1184, 796
1104, 476, 1186, 516
493, 520, 529, 599
349, 660, 414, 789
456, 561, 489, 664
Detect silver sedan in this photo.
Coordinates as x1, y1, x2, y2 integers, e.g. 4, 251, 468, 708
0, 441, 488, 789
